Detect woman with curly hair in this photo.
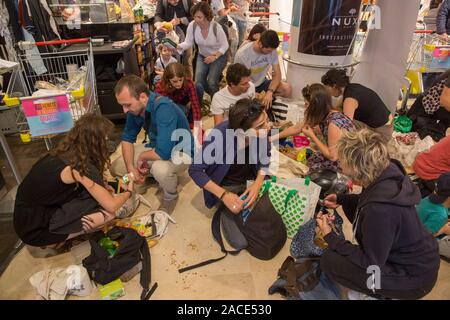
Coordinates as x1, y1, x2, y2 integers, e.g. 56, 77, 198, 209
14, 114, 135, 249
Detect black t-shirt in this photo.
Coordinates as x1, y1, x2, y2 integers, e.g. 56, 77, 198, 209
222, 146, 256, 186
343, 83, 391, 128
15, 154, 103, 206
14, 155, 104, 245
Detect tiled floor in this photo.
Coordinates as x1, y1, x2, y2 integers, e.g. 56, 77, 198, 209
0, 117, 448, 300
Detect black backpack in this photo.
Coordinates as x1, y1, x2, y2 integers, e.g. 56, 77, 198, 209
82, 227, 158, 300
179, 192, 287, 273
268, 256, 321, 298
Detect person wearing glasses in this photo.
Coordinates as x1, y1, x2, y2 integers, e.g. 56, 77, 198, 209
189, 98, 271, 215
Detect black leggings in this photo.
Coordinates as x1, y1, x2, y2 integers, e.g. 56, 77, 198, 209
320, 250, 436, 300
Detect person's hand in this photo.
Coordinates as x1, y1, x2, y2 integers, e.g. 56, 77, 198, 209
204, 55, 217, 65
170, 18, 181, 26
323, 194, 339, 209
262, 91, 273, 109
137, 158, 150, 175
240, 180, 263, 209
129, 166, 145, 185
301, 125, 314, 138
316, 212, 332, 236
222, 192, 245, 215
439, 33, 449, 42
229, 4, 239, 12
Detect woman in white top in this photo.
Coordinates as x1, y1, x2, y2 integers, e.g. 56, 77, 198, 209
178, 2, 229, 97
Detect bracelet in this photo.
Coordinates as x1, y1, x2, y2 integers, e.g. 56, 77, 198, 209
267, 88, 275, 93
219, 190, 228, 201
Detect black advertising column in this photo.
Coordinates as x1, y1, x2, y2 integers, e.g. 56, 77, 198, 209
287, 0, 362, 98
298, 0, 362, 56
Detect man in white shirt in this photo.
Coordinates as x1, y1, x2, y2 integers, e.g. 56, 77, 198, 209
234, 29, 292, 108
211, 63, 256, 125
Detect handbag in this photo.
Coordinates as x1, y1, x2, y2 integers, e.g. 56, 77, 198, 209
290, 206, 344, 258
260, 176, 321, 238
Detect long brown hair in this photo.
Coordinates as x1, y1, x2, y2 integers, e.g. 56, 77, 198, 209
161, 62, 187, 93
303, 83, 332, 126
50, 113, 115, 177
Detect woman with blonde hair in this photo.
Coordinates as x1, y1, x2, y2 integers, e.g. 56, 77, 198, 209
14, 114, 135, 249
318, 128, 440, 300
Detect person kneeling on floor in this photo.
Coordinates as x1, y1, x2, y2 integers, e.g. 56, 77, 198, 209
14, 114, 135, 251
416, 172, 450, 240
189, 98, 271, 216
111, 75, 194, 215
318, 128, 440, 300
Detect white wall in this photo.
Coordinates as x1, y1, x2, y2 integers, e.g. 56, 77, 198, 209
351, 0, 421, 112
269, 0, 293, 33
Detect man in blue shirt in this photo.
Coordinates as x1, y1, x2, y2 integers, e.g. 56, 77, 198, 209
110, 75, 194, 214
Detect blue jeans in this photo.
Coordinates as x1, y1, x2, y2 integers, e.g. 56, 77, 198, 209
195, 54, 227, 97
235, 18, 247, 48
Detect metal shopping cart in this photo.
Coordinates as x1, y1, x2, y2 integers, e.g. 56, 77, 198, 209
3, 38, 98, 149
406, 30, 450, 95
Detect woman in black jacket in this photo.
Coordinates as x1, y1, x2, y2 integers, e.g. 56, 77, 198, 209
318, 128, 440, 300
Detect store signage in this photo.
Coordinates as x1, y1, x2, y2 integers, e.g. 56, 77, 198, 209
298, 0, 362, 56
21, 94, 74, 137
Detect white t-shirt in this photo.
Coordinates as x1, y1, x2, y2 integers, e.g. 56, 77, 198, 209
210, 0, 225, 16
155, 56, 178, 71
234, 42, 279, 87
178, 21, 229, 57
210, 82, 256, 119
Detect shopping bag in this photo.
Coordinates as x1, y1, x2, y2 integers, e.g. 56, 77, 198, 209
260, 176, 321, 238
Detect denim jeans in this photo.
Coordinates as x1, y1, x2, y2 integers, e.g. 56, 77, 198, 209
234, 18, 247, 47
195, 54, 227, 97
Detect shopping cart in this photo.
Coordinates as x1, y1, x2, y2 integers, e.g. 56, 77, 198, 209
3, 38, 98, 149
406, 30, 450, 94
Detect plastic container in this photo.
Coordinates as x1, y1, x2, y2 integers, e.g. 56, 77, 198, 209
293, 135, 310, 148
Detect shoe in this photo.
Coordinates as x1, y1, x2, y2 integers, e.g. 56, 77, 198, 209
158, 196, 178, 215
347, 290, 378, 300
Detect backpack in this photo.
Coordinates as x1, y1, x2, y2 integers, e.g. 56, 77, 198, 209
163, 0, 190, 14
179, 192, 287, 273
268, 256, 321, 298
82, 227, 158, 300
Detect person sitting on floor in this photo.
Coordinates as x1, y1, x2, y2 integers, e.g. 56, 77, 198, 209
111, 75, 194, 215
407, 69, 450, 141
211, 63, 256, 126
234, 29, 292, 108
319, 128, 440, 300
13, 114, 135, 249
413, 135, 450, 196
273, 83, 354, 172
155, 62, 203, 131
189, 98, 271, 215
416, 172, 450, 237
321, 68, 393, 141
